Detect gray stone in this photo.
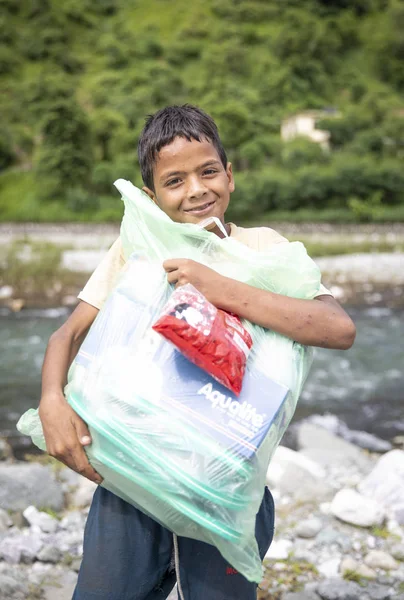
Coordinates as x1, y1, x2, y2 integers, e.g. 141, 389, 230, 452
41, 568, 78, 600
296, 518, 323, 539
0, 508, 12, 531
37, 544, 62, 563
59, 468, 82, 491
0, 574, 28, 600
365, 583, 393, 600
307, 415, 393, 453
364, 550, 398, 571
340, 557, 377, 580
298, 423, 372, 473
315, 527, 351, 551
60, 510, 85, 531
343, 430, 392, 454
358, 450, 404, 524
265, 539, 293, 560
330, 488, 385, 527
266, 446, 333, 502
317, 557, 341, 578
316, 578, 362, 600
391, 543, 404, 561
0, 531, 44, 564
291, 548, 318, 564
23, 505, 58, 533
0, 463, 64, 511
71, 478, 97, 508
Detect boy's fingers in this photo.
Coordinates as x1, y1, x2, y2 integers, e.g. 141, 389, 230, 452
166, 272, 179, 285
70, 445, 103, 484
163, 258, 185, 272
72, 416, 92, 446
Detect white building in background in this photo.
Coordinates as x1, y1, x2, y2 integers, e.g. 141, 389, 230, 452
281, 109, 339, 151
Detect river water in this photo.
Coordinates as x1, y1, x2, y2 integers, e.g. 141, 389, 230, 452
0, 306, 403, 452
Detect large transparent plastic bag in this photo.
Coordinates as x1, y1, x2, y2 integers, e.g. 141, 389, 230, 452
18, 179, 321, 582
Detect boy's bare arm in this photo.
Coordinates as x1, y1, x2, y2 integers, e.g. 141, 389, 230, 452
39, 301, 103, 483
163, 259, 356, 350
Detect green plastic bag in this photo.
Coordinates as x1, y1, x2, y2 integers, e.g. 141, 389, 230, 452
18, 180, 321, 582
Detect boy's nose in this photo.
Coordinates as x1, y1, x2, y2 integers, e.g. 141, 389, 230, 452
188, 177, 208, 200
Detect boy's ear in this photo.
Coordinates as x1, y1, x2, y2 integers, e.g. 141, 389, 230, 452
142, 186, 157, 204
226, 162, 235, 193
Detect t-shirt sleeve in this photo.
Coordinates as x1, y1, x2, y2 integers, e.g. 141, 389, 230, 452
77, 237, 126, 310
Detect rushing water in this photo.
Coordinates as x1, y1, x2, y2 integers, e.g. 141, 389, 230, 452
0, 306, 403, 451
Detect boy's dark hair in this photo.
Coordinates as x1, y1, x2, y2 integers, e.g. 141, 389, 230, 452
138, 104, 228, 190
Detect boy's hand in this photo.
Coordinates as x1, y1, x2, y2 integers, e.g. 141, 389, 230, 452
163, 259, 224, 304
39, 393, 103, 484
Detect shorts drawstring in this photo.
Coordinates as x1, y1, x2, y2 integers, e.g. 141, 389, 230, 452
173, 533, 185, 600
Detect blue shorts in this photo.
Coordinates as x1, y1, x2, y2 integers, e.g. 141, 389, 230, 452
73, 486, 275, 600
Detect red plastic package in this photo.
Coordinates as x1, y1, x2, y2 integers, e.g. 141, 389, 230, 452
152, 284, 253, 396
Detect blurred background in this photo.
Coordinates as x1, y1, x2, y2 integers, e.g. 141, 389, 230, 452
0, 0, 404, 223
0, 1, 404, 598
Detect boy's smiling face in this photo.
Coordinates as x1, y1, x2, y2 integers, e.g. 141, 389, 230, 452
142, 136, 235, 235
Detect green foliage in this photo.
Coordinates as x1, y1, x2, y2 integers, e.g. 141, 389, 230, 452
0, 127, 16, 170
0, 0, 403, 222
36, 97, 93, 199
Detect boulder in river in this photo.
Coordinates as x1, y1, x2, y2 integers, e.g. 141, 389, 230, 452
297, 423, 373, 476
358, 450, 404, 524
330, 488, 385, 527
0, 463, 64, 512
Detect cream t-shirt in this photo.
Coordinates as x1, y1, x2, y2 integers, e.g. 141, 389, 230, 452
78, 224, 331, 310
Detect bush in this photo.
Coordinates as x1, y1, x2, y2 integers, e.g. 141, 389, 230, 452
280, 138, 329, 170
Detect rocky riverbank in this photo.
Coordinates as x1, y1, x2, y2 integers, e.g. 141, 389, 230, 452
1, 417, 403, 600
1, 223, 404, 310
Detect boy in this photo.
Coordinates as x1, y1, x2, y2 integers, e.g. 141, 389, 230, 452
39, 105, 356, 600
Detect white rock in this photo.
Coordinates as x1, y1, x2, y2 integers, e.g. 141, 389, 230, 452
23, 505, 58, 533
295, 518, 323, 539
340, 557, 359, 574
37, 544, 62, 564
318, 557, 341, 578
0, 532, 43, 564
330, 488, 385, 527
267, 446, 326, 485
358, 450, 404, 524
0, 463, 64, 511
71, 478, 97, 508
60, 511, 85, 531
387, 519, 404, 540
297, 423, 372, 475
320, 502, 332, 515
364, 550, 398, 571
266, 446, 332, 503
340, 557, 377, 579
356, 564, 377, 579
391, 543, 404, 561
265, 539, 293, 560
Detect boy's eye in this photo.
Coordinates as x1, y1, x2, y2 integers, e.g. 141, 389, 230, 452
203, 169, 217, 176
166, 178, 181, 187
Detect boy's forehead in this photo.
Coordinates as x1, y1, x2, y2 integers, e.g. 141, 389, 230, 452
154, 137, 222, 178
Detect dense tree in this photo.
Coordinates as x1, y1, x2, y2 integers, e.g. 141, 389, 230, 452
0, 0, 403, 221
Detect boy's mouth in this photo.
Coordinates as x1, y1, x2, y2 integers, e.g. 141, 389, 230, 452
184, 201, 216, 215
